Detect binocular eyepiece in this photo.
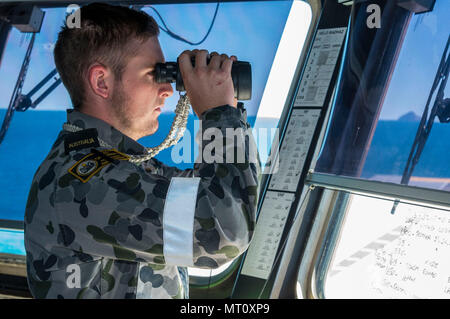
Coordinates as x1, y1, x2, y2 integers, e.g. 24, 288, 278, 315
154, 57, 252, 100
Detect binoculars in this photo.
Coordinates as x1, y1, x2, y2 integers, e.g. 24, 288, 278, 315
154, 57, 252, 100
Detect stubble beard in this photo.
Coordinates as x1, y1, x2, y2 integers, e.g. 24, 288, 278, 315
111, 80, 158, 139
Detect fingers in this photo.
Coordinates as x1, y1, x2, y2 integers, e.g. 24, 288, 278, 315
179, 49, 237, 76
209, 51, 221, 69
195, 49, 209, 69
221, 55, 233, 75
232, 97, 238, 108
176, 50, 238, 114
178, 49, 209, 72
178, 49, 194, 77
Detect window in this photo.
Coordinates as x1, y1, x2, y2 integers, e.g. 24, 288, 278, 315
325, 193, 450, 298
0, 1, 312, 287
0, 1, 294, 223
297, 0, 450, 299
315, 0, 450, 191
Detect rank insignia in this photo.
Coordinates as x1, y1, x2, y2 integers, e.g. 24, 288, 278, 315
64, 128, 100, 154
68, 149, 130, 183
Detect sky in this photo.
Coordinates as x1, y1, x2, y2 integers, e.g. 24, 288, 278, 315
379, 0, 450, 120
0, 1, 294, 118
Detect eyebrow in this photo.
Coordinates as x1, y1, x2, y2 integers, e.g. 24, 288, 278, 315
145, 59, 166, 70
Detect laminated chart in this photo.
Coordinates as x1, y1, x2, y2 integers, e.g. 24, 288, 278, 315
268, 109, 321, 192
241, 191, 296, 280
295, 27, 347, 107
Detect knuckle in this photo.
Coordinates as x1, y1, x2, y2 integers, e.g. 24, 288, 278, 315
217, 68, 229, 78
221, 59, 231, 68
211, 55, 221, 62
195, 67, 207, 76
179, 51, 191, 61
210, 68, 221, 76
181, 50, 192, 56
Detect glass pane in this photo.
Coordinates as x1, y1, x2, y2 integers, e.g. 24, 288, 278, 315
0, 229, 25, 256
325, 193, 450, 299
0, 0, 312, 274
315, 1, 450, 192
0, 8, 69, 222
0, 1, 294, 226
188, 260, 233, 277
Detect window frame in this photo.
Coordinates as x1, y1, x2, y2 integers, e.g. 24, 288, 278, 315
0, 0, 318, 298
296, 185, 450, 299
188, 0, 317, 292
278, 0, 450, 298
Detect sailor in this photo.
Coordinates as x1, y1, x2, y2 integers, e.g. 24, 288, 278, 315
24, 3, 260, 299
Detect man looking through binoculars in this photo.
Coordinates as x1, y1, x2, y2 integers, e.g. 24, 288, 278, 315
24, 2, 260, 299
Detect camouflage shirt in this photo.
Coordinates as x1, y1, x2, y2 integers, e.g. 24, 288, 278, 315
24, 104, 261, 299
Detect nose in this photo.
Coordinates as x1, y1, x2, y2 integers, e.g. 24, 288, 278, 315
159, 82, 174, 99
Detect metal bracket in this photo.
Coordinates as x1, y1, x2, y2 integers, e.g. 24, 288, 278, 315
396, 0, 435, 13
7, 5, 44, 33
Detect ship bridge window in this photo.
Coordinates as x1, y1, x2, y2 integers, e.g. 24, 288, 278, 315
315, 0, 450, 191
325, 193, 450, 298
0, 0, 312, 292
299, 0, 450, 299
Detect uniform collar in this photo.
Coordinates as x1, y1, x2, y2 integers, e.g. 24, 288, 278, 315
66, 109, 146, 155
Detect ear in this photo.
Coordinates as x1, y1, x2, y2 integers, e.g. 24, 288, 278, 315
87, 63, 112, 99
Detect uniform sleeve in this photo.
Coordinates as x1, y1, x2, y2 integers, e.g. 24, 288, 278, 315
54, 104, 261, 269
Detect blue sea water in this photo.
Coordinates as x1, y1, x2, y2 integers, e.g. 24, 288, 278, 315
0, 109, 264, 221
1, 109, 450, 222
0, 109, 449, 256
362, 121, 450, 181
0, 109, 264, 255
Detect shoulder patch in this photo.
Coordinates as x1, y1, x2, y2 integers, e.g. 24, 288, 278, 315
68, 149, 130, 183
64, 128, 100, 154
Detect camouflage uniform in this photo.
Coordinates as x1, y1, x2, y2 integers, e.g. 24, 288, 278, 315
24, 104, 261, 299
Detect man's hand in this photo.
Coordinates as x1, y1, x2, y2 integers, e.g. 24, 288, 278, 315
178, 49, 238, 117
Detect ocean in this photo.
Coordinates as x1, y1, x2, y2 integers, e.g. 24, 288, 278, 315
0, 109, 264, 221
0, 109, 449, 255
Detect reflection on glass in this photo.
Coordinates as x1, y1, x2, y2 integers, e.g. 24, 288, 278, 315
316, 1, 450, 192
0, 229, 26, 255
325, 193, 450, 299
188, 260, 233, 277
0, 2, 293, 224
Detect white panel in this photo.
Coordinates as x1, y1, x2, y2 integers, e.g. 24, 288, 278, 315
163, 177, 200, 267
241, 191, 295, 280
295, 27, 347, 107
268, 108, 321, 192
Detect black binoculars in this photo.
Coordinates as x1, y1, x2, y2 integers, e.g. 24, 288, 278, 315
154, 57, 252, 100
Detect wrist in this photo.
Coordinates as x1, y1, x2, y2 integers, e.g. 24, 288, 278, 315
199, 103, 249, 131
200, 104, 236, 118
